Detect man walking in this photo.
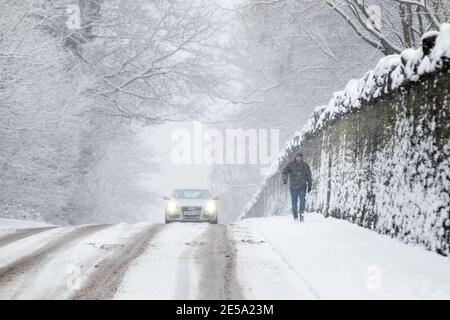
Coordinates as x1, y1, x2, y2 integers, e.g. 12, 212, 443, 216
282, 152, 312, 222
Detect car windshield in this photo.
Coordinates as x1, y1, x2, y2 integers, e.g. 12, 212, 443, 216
173, 189, 211, 199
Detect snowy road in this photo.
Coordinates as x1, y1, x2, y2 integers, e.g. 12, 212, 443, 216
0, 214, 449, 300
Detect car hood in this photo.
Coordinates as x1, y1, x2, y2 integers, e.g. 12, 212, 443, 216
171, 199, 212, 207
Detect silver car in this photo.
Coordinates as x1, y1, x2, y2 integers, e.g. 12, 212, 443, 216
164, 189, 219, 224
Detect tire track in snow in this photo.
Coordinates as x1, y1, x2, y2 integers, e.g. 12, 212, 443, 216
174, 245, 193, 299
113, 223, 209, 299
70, 224, 164, 300
0, 227, 56, 248
195, 225, 243, 300
173, 225, 210, 299
0, 224, 111, 298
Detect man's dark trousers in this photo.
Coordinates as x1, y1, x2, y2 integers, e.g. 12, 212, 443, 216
290, 187, 306, 220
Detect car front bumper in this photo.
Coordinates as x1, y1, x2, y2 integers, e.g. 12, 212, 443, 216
165, 214, 217, 223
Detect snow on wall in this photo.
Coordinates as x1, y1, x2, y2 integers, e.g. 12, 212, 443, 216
241, 24, 450, 256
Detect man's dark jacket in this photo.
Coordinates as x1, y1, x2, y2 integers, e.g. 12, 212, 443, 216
282, 160, 312, 190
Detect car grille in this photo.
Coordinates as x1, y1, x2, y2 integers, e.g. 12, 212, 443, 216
182, 206, 202, 219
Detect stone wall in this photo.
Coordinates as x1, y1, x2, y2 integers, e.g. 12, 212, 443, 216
242, 27, 450, 256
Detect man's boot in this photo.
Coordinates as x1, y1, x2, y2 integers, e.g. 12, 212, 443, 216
292, 210, 298, 221
299, 211, 304, 222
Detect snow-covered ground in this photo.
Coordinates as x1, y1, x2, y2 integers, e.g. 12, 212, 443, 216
238, 214, 450, 300
0, 214, 449, 300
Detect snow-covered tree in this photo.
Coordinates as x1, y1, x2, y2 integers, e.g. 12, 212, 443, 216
0, 1, 90, 222
70, 0, 231, 123
0, 0, 236, 224
325, 0, 450, 55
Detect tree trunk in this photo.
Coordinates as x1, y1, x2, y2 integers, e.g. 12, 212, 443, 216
400, 3, 414, 48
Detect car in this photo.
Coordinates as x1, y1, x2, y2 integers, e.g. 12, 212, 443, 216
164, 189, 219, 224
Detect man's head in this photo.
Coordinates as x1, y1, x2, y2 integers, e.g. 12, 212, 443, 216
295, 152, 304, 162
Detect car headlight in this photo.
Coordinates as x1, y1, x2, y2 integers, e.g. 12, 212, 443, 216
166, 201, 178, 214
205, 201, 216, 214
